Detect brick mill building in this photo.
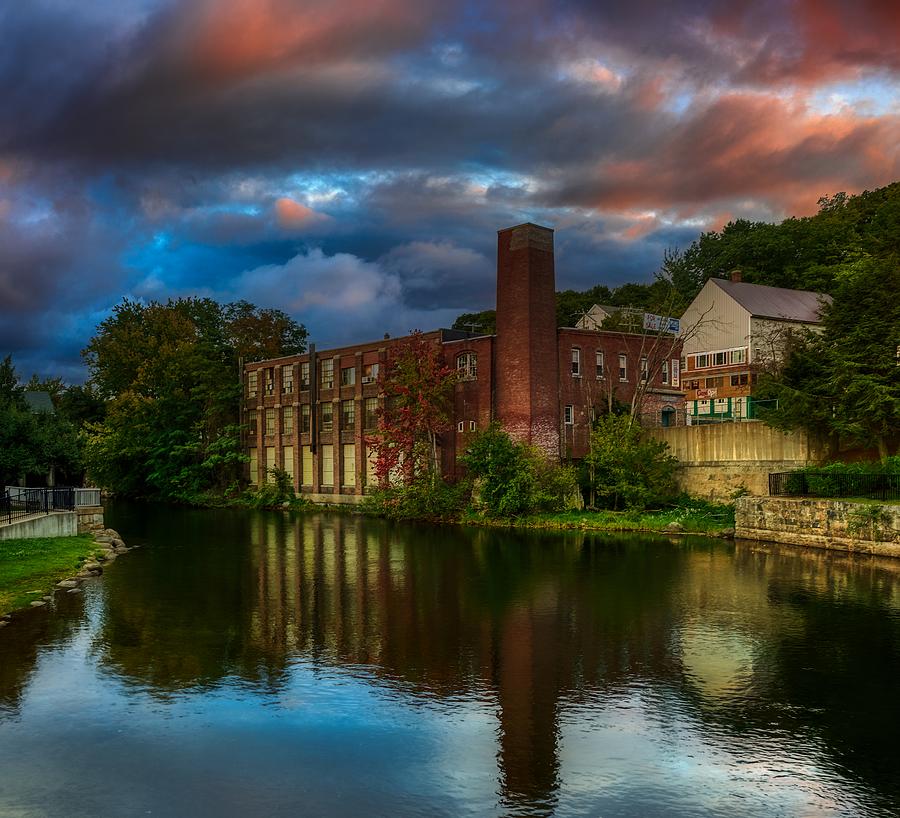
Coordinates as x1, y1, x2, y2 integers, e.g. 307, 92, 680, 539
244, 224, 684, 501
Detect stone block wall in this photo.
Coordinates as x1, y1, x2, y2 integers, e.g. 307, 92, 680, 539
76, 506, 105, 534
735, 496, 900, 557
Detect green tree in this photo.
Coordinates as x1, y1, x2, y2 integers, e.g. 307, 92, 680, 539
82, 297, 306, 500
583, 414, 678, 510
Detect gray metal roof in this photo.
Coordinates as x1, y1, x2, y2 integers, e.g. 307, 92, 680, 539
711, 278, 831, 323
24, 391, 55, 414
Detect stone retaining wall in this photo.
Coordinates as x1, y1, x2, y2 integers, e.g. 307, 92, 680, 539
735, 496, 900, 557
76, 506, 105, 534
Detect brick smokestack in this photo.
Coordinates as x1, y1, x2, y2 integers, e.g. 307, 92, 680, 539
494, 223, 560, 459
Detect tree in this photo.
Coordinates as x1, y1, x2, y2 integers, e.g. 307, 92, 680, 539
583, 414, 678, 510
759, 255, 900, 460
370, 332, 456, 487
82, 297, 306, 500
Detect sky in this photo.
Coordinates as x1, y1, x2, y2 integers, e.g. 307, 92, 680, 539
1, 0, 899, 382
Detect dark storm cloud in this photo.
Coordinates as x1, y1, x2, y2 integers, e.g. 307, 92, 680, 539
1, 0, 899, 378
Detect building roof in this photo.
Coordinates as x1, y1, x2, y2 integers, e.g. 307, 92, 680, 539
24, 391, 55, 414
710, 278, 831, 323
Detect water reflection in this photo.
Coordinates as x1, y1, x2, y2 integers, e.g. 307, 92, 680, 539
1, 506, 899, 817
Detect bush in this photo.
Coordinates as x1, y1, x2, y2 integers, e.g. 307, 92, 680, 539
789, 457, 900, 498
583, 414, 678, 510
462, 423, 579, 517
240, 467, 307, 509
363, 477, 469, 521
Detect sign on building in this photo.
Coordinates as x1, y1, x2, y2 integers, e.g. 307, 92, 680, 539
671, 358, 680, 387
697, 387, 717, 399
643, 313, 680, 334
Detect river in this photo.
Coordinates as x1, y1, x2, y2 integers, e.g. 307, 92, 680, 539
1, 503, 899, 817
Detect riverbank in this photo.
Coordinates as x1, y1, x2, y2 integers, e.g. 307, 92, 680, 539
461, 505, 736, 536
0, 534, 101, 617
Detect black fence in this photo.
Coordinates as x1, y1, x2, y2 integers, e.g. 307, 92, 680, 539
769, 471, 900, 501
1, 487, 76, 525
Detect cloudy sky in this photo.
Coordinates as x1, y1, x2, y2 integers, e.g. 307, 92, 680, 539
2, 0, 899, 380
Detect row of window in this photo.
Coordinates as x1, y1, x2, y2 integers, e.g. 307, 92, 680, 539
249, 398, 380, 436
690, 348, 747, 370
571, 348, 676, 384
247, 362, 380, 397
249, 443, 369, 488
684, 372, 754, 390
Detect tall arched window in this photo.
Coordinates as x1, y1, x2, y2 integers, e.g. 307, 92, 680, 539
457, 351, 477, 381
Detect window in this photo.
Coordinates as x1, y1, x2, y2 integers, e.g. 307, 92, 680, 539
248, 448, 258, 485
282, 365, 294, 394
469, 420, 476, 431
640, 356, 648, 382
247, 371, 258, 398
321, 402, 333, 432
321, 359, 334, 389
265, 408, 275, 435
564, 405, 574, 425
733, 348, 746, 364
705, 377, 721, 389
321, 444, 334, 486
265, 368, 275, 396
341, 366, 356, 387
248, 410, 258, 435
596, 350, 605, 379
456, 352, 477, 381
282, 446, 294, 480
300, 362, 310, 390
730, 373, 749, 387
688, 379, 700, 390
362, 362, 379, 384
265, 447, 275, 481
342, 444, 355, 487
342, 399, 355, 430
282, 406, 294, 435
457, 420, 464, 432
571, 347, 581, 376
661, 360, 669, 384
714, 351, 727, 366
680, 357, 686, 372
301, 403, 311, 433
364, 397, 378, 430
618, 353, 627, 381
696, 354, 709, 369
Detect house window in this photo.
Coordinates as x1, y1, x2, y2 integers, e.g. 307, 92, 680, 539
247, 371, 258, 398
469, 420, 476, 431
640, 357, 648, 382
321, 359, 334, 389
457, 352, 477, 380
688, 379, 700, 390
362, 363, 379, 384
730, 373, 749, 387
596, 350, 605, 379
300, 362, 310, 390
282, 365, 294, 394
248, 410, 258, 435
732, 348, 747, 364
661, 360, 669, 384
680, 357, 686, 372
300, 403, 311, 433
341, 366, 356, 387
282, 406, 294, 435
364, 397, 378, 430
321, 402, 333, 432
696, 354, 709, 369
714, 351, 727, 366
265, 408, 275, 435
265, 368, 275, 396
618, 354, 627, 381
564, 405, 574, 425
342, 399, 355, 430
571, 348, 581, 376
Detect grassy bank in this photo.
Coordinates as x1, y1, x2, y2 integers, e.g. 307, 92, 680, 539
0, 535, 100, 616
463, 505, 736, 536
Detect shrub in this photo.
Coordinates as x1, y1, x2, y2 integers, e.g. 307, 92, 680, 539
462, 423, 579, 517
363, 477, 469, 521
241, 467, 306, 509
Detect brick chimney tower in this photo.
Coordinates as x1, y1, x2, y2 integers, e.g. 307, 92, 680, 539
494, 223, 560, 459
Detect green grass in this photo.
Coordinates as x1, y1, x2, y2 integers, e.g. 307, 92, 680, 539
470, 504, 735, 536
0, 535, 100, 615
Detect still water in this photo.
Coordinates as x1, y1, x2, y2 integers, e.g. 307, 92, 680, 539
1, 504, 899, 817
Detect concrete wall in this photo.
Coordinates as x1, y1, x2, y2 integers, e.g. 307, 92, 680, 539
647, 423, 823, 500
0, 512, 77, 541
736, 497, 900, 557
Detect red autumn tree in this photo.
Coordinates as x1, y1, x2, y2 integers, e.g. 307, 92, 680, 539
369, 331, 456, 487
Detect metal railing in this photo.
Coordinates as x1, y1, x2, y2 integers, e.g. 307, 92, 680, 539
1, 486, 101, 525
769, 471, 900, 501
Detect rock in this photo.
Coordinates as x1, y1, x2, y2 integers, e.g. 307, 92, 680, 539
104, 529, 120, 538
42, 595, 53, 602
94, 535, 114, 544
111, 538, 126, 549
66, 587, 83, 594
720, 528, 736, 538
30, 600, 47, 608
82, 561, 102, 572
56, 579, 79, 589
0, 620, 8, 628
95, 552, 109, 562
665, 522, 684, 532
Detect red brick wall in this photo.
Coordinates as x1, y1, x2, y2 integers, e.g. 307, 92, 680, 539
494, 224, 560, 459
